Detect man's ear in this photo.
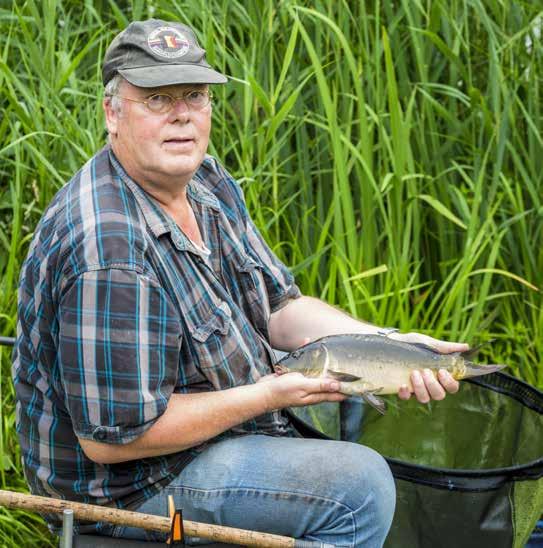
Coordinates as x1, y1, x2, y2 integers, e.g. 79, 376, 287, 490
103, 97, 119, 136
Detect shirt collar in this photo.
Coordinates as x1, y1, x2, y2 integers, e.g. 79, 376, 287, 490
108, 147, 221, 249
108, 148, 174, 239
187, 178, 220, 211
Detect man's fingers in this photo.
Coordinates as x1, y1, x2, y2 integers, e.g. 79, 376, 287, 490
318, 379, 341, 392
305, 392, 349, 405
298, 377, 347, 405
409, 369, 460, 404
418, 333, 469, 354
398, 384, 412, 400
438, 369, 460, 394
411, 370, 430, 404
390, 332, 469, 355
430, 340, 470, 354
422, 369, 446, 401
281, 373, 343, 394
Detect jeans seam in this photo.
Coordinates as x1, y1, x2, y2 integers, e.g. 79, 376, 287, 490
165, 484, 357, 513
350, 507, 357, 548
305, 511, 356, 548
350, 491, 372, 548
165, 485, 357, 547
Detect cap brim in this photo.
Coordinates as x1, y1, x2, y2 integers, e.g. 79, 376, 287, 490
118, 64, 228, 87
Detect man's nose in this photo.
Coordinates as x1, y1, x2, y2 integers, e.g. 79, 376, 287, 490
168, 98, 190, 121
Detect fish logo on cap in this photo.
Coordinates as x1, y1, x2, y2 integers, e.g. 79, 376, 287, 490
147, 26, 190, 58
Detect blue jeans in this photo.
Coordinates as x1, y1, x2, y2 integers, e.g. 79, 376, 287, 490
111, 435, 396, 547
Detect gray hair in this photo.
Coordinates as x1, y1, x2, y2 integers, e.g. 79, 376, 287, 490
104, 73, 124, 113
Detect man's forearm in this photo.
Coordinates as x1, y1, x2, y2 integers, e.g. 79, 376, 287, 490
269, 295, 382, 351
79, 383, 269, 464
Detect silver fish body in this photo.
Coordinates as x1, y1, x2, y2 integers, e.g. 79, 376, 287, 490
275, 334, 505, 413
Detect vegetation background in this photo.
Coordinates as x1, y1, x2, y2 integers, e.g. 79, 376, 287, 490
0, 0, 541, 544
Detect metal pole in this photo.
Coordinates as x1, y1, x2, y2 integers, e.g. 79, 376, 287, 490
60, 509, 74, 548
0, 336, 15, 347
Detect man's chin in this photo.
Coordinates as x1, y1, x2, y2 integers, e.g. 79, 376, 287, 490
159, 158, 202, 179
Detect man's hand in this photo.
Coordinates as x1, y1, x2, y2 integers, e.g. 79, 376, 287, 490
259, 372, 348, 412
389, 332, 468, 404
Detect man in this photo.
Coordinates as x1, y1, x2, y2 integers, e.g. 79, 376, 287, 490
13, 19, 466, 546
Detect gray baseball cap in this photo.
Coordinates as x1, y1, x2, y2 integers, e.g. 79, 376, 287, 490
102, 19, 228, 87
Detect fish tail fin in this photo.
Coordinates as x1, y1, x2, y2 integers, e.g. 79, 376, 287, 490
463, 361, 506, 378
461, 339, 496, 360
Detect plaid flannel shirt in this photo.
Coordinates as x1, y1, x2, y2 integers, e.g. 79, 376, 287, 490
13, 145, 300, 534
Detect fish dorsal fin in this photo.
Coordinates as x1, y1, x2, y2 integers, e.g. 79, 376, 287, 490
410, 342, 442, 354
327, 370, 361, 382
461, 339, 495, 360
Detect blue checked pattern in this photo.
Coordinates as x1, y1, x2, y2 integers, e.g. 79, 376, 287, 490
12, 145, 300, 534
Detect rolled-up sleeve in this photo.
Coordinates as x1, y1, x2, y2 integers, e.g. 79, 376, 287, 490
58, 268, 181, 444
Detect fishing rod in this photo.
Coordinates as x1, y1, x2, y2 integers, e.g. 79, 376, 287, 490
0, 489, 327, 547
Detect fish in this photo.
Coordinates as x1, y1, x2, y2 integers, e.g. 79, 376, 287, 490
274, 334, 505, 415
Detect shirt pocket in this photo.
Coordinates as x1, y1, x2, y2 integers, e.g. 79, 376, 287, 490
235, 254, 270, 334
182, 300, 244, 389
190, 300, 232, 343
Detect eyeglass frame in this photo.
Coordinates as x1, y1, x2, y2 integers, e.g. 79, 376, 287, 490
106, 89, 214, 113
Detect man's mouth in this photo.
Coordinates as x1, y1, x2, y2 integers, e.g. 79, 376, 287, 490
162, 137, 196, 151
163, 137, 194, 144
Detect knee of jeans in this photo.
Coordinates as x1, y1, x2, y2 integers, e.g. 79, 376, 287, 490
369, 459, 396, 530
343, 444, 396, 523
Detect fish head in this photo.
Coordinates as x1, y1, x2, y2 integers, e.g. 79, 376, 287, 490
307, 342, 327, 360
275, 342, 329, 377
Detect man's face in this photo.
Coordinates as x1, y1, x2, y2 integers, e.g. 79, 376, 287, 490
104, 80, 212, 188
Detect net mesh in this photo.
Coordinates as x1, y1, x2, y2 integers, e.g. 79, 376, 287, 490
513, 478, 543, 547
292, 373, 543, 547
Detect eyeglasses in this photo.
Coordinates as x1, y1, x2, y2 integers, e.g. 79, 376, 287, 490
110, 90, 213, 113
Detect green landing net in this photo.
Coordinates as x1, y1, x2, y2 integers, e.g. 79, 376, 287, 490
289, 373, 543, 548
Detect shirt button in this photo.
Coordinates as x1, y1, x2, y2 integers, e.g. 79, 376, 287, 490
95, 429, 107, 441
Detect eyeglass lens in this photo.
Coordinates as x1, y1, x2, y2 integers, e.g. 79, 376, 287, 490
147, 91, 211, 112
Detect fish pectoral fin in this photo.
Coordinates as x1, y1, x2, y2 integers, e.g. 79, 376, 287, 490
327, 370, 361, 382
338, 379, 387, 415
361, 388, 386, 415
